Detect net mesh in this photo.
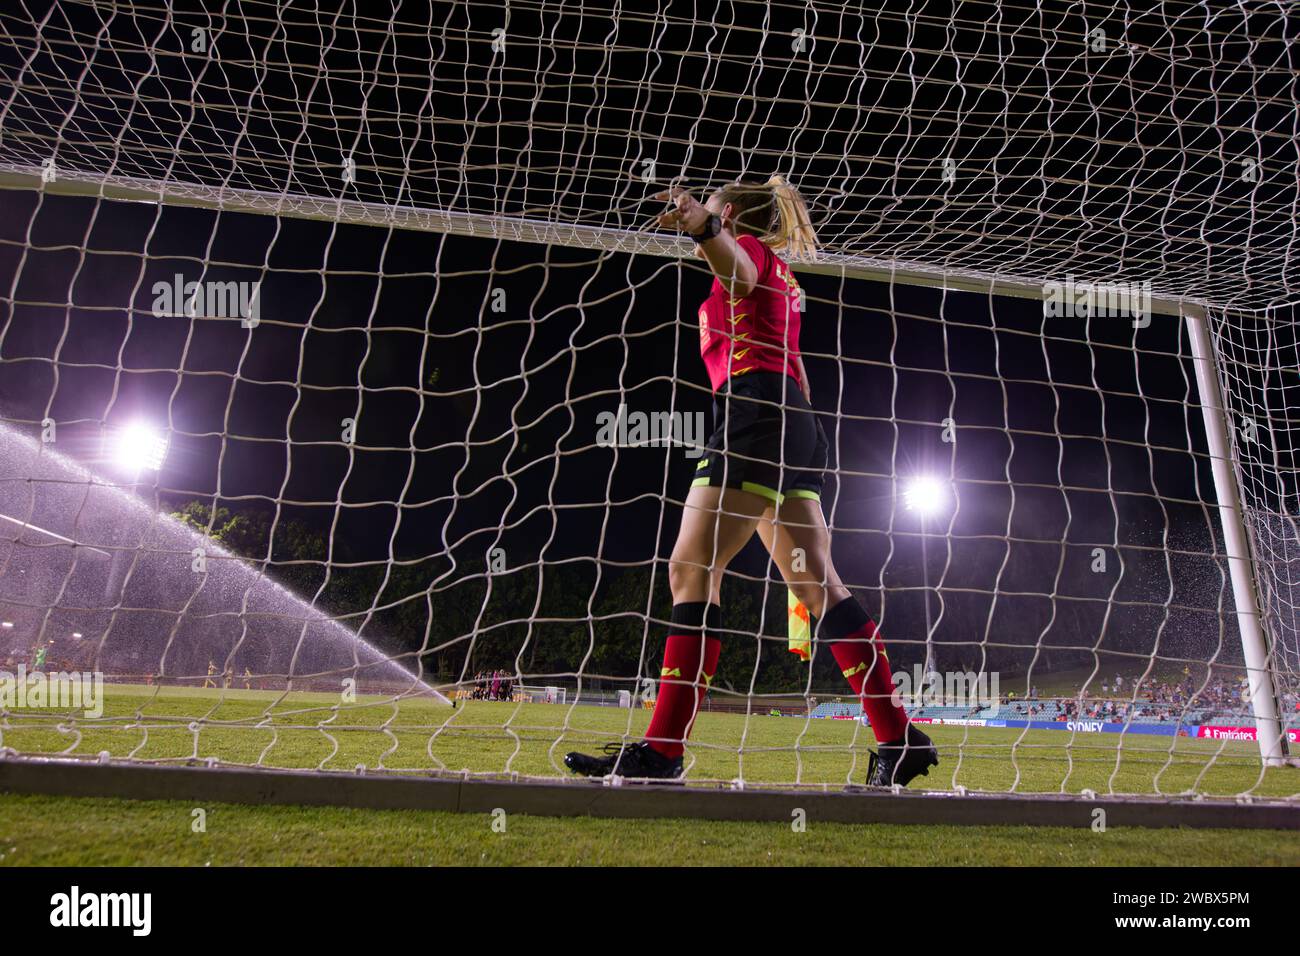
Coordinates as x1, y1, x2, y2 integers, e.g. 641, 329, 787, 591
1, 0, 1297, 306
0, 0, 1296, 799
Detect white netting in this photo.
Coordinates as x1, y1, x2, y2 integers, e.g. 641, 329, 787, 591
1211, 309, 1300, 699
1, 0, 1296, 308
0, 1, 1295, 799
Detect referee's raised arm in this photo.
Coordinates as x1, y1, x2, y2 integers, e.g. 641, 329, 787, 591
654, 186, 758, 296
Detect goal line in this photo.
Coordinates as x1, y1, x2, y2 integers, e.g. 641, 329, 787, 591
2, 754, 1296, 830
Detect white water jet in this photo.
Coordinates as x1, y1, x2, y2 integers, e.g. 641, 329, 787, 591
0, 422, 446, 702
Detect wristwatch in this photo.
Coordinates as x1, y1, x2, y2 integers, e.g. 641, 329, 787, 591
690, 214, 722, 243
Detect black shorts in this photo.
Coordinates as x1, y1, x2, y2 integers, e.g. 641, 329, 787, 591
691, 371, 828, 503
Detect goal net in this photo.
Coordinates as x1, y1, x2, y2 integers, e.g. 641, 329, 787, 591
0, 0, 1296, 802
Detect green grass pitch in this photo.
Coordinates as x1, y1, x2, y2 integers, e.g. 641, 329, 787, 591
1, 684, 1297, 865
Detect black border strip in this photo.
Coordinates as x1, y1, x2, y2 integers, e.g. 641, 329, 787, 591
2, 756, 1297, 829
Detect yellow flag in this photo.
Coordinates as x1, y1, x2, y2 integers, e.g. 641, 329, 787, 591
788, 589, 811, 661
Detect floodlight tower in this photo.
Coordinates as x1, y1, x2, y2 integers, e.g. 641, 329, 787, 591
104, 422, 170, 604
902, 475, 951, 696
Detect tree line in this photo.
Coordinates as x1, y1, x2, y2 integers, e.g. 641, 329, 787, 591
167, 500, 842, 693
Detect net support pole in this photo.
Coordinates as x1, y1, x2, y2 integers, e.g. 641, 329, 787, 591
1183, 303, 1287, 766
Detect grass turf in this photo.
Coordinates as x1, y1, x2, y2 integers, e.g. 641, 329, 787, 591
2, 685, 1297, 865
1, 792, 1297, 866
2, 685, 1297, 798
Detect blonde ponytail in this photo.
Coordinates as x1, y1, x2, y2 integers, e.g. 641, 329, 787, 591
763, 175, 819, 261
714, 176, 820, 259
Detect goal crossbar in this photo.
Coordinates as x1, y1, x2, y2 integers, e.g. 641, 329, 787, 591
0, 164, 1208, 318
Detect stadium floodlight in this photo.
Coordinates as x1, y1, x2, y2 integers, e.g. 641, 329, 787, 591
71, 631, 83, 639
0, 621, 13, 629
901, 475, 951, 680
902, 475, 949, 517
112, 423, 168, 473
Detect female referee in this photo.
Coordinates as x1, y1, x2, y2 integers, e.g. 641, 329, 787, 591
564, 178, 938, 788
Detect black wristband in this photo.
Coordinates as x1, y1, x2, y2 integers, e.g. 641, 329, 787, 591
690, 214, 722, 243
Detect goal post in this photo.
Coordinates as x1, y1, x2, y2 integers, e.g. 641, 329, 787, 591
2, 156, 1291, 779
1184, 304, 1287, 766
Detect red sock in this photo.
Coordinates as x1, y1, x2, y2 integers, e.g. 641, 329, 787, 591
685, 635, 722, 740
823, 598, 908, 743
645, 603, 721, 759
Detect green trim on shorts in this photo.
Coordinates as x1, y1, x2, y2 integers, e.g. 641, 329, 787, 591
740, 481, 782, 503
784, 488, 822, 501
691, 475, 784, 504
696, 458, 709, 470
